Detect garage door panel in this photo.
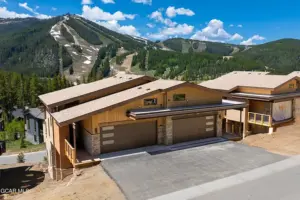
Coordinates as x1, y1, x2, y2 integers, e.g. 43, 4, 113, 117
173, 115, 216, 143
101, 121, 157, 153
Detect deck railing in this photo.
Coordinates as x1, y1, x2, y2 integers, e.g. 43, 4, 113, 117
248, 112, 272, 126
65, 139, 76, 165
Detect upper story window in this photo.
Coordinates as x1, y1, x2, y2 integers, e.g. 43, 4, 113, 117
144, 98, 157, 106
289, 84, 295, 89
173, 94, 186, 101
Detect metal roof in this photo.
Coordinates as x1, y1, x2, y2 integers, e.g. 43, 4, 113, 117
200, 71, 299, 91
52, 80, 186, 125
39, 73, 153, 107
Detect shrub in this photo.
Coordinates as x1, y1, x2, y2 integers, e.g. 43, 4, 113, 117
17, 152, 25, 163
20, 136, 26, 148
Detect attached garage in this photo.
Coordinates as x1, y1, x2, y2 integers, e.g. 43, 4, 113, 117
173, 114, 216, 144
100, 121, 157, 153
295, 98, 300, 121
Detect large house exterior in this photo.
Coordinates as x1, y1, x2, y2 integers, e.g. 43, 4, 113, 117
201, 71, 300, 138
39, 73, 246, 180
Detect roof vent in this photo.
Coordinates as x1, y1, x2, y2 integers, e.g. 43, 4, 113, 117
138, 87, 142, 89
146, 88, 151, 91
234, 72, 237, 74
258, 73, 261, 75
119, 77, 122, 79
248, 72, 251, 74
128, 77, 133, 80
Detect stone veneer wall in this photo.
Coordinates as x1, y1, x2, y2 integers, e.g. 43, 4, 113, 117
157, 124, 165, 145
165, 116, 173, 145
217, 111, 224, 137
83, 129, 101, 156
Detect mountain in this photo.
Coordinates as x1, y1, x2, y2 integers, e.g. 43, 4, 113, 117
161, 38, 247, 55
236, 39, 300, 74
1, 14, 300, 83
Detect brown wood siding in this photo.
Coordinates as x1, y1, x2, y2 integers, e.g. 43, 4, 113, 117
272, 80, 297, 94
100, 121, 157, 153
167, 86, 223, 108
53, 122, 72, 169
236, 87, 272, 95
92, 93, 164, 133
249, 100, 271, 114
173, 114, 216, 143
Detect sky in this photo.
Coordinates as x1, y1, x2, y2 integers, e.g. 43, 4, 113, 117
1, 0, 300, 45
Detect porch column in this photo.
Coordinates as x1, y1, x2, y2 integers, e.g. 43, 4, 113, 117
72, 123, 77, 164
242, 107, 249, 139
239, 109, 242, 137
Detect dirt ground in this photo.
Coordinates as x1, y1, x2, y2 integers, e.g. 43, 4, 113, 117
242, 123, 300, 156
0, 164, 124, 200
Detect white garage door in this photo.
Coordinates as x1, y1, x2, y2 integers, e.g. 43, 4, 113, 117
272, 101, 292, 122
295, 98, 300, 121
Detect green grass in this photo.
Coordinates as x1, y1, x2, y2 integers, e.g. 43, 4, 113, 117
5, 139, 45, 154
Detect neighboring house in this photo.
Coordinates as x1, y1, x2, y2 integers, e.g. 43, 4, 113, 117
201, 71, 300, 138
24, 108, 45, 144
39, 73, 246, 180
11, 109, 24, 121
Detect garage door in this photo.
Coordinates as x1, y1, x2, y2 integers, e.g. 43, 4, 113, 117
100, 121, 157, 153
173, 115, 216, 144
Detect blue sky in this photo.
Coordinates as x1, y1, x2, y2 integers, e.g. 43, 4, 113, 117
1, 0, 300, 45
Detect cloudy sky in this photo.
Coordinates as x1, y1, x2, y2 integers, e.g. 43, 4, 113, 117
1, 0, 300, 45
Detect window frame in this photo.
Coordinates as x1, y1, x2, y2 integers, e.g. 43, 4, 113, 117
144, 98, 158, 106
173, 94, 186, 102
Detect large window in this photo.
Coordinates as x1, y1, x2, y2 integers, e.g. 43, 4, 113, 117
173, 94, 186, 101
144, 98, 157, 106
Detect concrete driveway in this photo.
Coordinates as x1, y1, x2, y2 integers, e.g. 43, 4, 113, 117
101, 140, 286, 200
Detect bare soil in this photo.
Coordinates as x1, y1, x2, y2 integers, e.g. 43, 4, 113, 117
1, 164, 124, 200
242, 123, 300, 156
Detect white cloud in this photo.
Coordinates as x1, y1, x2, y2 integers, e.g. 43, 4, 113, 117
147, 23, 194, 40
102, 0, 115, 4
240, 35, 265, 45
97, 20, 141, 36
82, 0, 93, 5
51, 7, 57, 11
0, 6, 32, 18
229, 24, 234, 27
191, 19, 232, 42
132, 0, 152, 5
230, 33, 243, 41
82, 5, 135, 21
166, 6, 195, 18
149, 10, 177, 27
18, 2, 51, 19
147, 23, 155, 28
237, 24, 243, 28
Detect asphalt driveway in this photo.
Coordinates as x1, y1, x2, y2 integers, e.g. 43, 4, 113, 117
101, 140, 286, 200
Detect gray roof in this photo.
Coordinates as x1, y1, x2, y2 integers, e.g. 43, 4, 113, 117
11, 109, 24, 119
26, 108, 45, 120
200, 71, 299, 91
39, 73, 153, 107
52, 80, 186, 125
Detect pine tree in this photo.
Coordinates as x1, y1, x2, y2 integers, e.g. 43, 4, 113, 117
29, 74, 39, 107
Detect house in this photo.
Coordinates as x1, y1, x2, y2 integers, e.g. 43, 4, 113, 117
24, 108, 45, 144
39, 73, 246, 180
11, 108, 24, 121
201, 71, 300, 138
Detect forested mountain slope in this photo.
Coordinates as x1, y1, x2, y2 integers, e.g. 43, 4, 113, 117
1, 14, 300, 83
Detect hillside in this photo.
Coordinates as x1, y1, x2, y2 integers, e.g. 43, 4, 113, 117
1, 14, 300, 82
161, 38, 246, 55
236, 39, 300, 74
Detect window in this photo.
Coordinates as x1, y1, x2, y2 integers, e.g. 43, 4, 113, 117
289, 84, 295, 88
34, 121, 37, 132
144, 98, 157, 106
34, 135, 37, 142
28, 118, 30, 129
173, 94, 186, 101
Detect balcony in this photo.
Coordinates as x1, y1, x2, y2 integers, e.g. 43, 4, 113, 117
65, 139, 76, 165
248, 112, 272, 126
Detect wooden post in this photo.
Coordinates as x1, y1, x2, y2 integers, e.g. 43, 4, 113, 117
72, 122, 77, 164
239, 109, 242, 137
